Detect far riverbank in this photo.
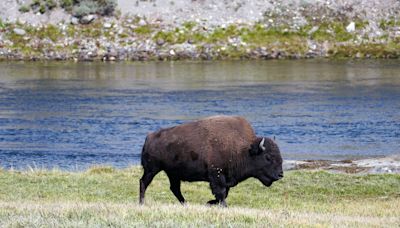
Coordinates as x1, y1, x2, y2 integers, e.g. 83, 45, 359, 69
1, 0, 399, 61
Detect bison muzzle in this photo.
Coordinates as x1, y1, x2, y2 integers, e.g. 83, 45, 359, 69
139, 115, 283, 207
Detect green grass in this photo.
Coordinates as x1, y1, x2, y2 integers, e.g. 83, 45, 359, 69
0, 167, 399, 226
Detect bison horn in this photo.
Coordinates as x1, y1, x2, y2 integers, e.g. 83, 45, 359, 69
259, 138, 266, 151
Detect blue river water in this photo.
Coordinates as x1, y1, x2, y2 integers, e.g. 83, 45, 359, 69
0, 60, 399, 170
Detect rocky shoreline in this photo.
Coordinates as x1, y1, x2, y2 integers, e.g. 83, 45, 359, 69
284, 154, 400, 174
1, 0, 400, 61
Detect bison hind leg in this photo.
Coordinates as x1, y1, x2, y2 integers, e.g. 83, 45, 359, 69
166, 173, 185, 204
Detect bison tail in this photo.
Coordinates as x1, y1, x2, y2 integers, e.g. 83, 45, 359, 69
140, 135, 149, 166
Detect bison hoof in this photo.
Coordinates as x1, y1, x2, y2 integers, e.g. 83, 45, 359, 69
206, 200, 227, 207
206, 199, 219, 205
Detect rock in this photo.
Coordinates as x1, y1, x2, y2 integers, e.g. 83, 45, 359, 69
156, 38, 165, 46
138, 19, 147, 26
71, 17, 79, 25
13, 28, 26, 36
103, 23, 112, 29
80, 15, 96, 25
283, 160, 308, 171
346, 21, 355, 33
308, 26, 319, 35
187, 39, 195, 44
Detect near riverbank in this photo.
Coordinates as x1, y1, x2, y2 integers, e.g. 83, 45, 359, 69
284, 154, 400, 174
1, 0, 399, 61
0, 167, 399, 226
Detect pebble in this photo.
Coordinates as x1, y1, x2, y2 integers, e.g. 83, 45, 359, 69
80, 15, 96, 24
346, 21, 355, 33
70, 17, 79, 25
138, 19, 147, 26
308, 26, 319, 35
13, 28, 26, 36
156, 38, 165, 46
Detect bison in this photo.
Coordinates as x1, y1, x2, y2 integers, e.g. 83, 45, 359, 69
139, 115, 283, 206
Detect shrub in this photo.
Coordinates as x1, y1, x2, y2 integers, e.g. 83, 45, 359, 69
71, 0, 116, 17
60, 0, 74, 10
97, 0, 117, 16
20, 0, 58, 14
39, 4, 47, 14
45, 0, 57, 10
72, 1, 98, 17
19, 5, 31, 13
0, 19, 4, 29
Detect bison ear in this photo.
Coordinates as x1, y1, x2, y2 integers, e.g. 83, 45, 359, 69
249, 138, 265, 156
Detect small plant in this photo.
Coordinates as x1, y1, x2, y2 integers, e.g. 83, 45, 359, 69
71, 0, 117, 18
18, 5, 31, 13
21, 0, 58, 14
134, 25, 153, 35
45, 0, 57, 10
39, 4, 47, 14
0, 19, 5, 30
87, 166, 115, 174
60, 0, 74, 9
72, 1, 98, 17
182, 21, 196, 31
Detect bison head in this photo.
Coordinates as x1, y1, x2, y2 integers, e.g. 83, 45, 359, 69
249, 137, 283, 187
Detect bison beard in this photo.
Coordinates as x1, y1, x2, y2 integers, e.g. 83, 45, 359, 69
139, 115, 283, 207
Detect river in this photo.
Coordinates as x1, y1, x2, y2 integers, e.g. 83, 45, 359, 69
0, 60, 399, 170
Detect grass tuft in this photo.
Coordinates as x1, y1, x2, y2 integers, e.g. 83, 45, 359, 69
87, 166, 115, 174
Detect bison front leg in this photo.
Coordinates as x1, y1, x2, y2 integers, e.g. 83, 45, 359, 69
207, 187, 229, 205
208, 173, 228, 207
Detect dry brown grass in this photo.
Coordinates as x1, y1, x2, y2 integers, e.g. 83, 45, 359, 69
1, 201, 399, 227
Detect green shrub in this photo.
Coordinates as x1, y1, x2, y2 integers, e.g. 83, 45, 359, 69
71, 0, 116, 17
19, 5, 31, 13
45, 0, 57, 10
60, 0, 74, 10
39, 4, 47, 14
21, 0, 58, 14
72, 1, 98, 17
0, 19, 5, 30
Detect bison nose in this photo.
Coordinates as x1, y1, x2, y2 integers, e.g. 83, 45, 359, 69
278, 172, 284, 179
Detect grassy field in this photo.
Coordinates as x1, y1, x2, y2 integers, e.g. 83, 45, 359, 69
0, 167, 399, 227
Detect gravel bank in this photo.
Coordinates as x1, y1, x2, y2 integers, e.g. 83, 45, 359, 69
284, 154, 400, 174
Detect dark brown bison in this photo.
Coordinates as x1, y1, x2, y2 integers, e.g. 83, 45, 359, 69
139, 115, 283, 206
